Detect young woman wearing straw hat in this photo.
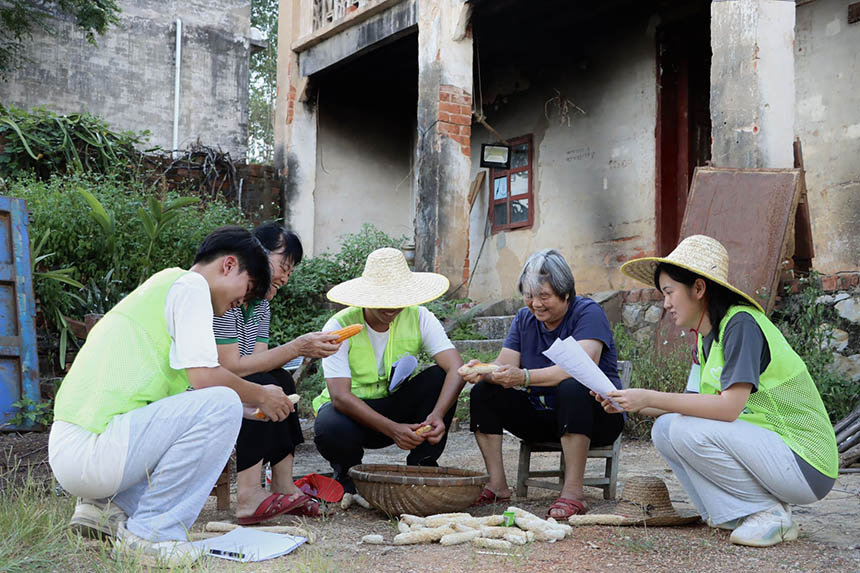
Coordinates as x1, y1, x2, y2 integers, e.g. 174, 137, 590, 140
596, 235, 838, 547
461, 249, 624, 519
213, 223, 342, 524
312, 247, 465, 494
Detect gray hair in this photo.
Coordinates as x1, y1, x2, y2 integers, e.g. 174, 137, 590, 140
517, 249, 576, 300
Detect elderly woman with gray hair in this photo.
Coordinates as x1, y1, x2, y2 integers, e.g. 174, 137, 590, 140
462, 249, 624, 519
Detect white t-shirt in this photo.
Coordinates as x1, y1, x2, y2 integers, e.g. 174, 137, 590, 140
48, 270, 219, 498
321, 306, 454, 379
164, 271, 220, 370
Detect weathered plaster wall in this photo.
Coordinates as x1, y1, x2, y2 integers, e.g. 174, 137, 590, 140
795, 0, 860, 275
0, 0, 253, 158
313, 98, 414, 254
467, 23, 657, 302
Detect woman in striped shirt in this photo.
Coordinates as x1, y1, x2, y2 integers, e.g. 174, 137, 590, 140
214, 222, 341, 524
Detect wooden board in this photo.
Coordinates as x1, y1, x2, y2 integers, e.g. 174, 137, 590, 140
655, 167, 803, 352
0, 196, 40, 430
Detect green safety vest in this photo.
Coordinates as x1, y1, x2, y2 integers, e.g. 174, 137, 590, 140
54, 268, 192, 433
312, 306, 422, 415
698, 305, 839, 478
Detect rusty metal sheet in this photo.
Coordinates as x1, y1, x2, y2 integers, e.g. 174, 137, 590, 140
0, 196, 40, 430
655, 167, 802, 352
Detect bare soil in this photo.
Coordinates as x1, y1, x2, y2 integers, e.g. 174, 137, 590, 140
3, 423, 859, 572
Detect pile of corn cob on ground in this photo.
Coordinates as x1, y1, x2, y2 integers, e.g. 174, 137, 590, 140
186, 428, 860, 571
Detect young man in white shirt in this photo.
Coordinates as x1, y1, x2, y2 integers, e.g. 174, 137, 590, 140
312, 248, 465, 494
49, 226, 292, 567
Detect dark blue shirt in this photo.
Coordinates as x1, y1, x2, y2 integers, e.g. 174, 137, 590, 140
503, 296, 622, 408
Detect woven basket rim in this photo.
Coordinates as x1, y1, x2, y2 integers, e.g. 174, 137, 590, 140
348, 464, 489, 487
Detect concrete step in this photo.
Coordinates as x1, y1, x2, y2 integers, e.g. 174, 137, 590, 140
473, 315, 515, 339
453, 338, 504, 356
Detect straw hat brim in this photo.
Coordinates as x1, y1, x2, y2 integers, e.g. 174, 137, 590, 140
326, 272, 450, 309
621, 256, 764, 313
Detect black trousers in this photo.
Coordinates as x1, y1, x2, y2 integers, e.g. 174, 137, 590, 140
236, 369, 305, 473
313, 365, 455, 493
469, 378, 624, 447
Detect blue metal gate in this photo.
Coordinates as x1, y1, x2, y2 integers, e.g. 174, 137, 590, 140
0, 196, 40, 430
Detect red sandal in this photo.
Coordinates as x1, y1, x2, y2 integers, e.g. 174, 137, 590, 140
284, 493, 322, 518
472, 487, 512, 507
546, 497, 588, 519
237, 493, 292, 525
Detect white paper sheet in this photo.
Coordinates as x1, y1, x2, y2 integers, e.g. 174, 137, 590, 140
192, 527, 306, 562
542, 337, 622, 409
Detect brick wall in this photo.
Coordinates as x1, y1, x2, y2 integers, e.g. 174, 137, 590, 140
438, 84, 472, 157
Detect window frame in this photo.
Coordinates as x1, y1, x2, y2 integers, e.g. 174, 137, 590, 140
489, 134, 534, 233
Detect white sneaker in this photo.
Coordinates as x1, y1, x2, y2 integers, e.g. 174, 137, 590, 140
69, 498, 127, 539
112, 522, 203, 568
706, 516, 744, 531
729, 503, 799, 547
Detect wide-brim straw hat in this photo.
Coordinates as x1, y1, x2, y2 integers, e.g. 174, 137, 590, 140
568, 476, 699, 527
327, 247, 449, 308
620, 234, 763, 312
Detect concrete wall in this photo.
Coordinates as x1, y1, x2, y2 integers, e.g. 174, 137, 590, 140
313, 97, 415, 254
795, 0, 860, 275
0, 0, 253, 159
467, 22, 657, 301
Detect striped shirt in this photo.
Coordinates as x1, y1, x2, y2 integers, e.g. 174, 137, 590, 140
213, 299, 270, 356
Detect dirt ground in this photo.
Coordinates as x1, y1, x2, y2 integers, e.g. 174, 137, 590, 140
3, 424, 859, 572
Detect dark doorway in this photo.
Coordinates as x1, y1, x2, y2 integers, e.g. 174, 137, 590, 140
656, 9, 711, 256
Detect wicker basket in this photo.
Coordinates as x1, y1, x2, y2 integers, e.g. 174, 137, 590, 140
348, 464, 489, 517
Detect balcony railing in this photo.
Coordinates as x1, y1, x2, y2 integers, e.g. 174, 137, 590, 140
313, 0, 365, 31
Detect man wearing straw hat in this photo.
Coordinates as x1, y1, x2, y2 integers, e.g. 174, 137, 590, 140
596, 235, 837, 547
312, 247, 465, 493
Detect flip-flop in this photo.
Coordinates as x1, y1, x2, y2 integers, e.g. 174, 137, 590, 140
546, 497, 588, 519
284, 493, 322, 518
237, 493, 292, 526
472, 487, 512, 507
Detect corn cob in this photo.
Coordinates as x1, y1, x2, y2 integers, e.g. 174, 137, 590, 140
472, 538, 512, 550
253, 394, 300, 419
415, 424, 432, 436
440, 530, 482, 546
330, 324, 363, 343
457, 362, 500, 376
503, 530, 534, 545
393, 525, 454, 545
362, 534, 385, 544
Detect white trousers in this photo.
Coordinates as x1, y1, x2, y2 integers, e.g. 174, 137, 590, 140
50, 387, 241, 541
651, 413, 818, 525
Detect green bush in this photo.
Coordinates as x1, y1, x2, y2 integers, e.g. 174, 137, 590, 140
612, 324, 690, 439
269, 223, 406, 344
772, 275, 858, 423
2, 173, 250, 337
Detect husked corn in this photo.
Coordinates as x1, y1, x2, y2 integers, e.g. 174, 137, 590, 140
400, 514, 426, 526
478, 526, 510, 539
503, 530, 534, 545
354, 493, 372, 509
568, 514, 627, 526
477, 515, 505, 526
507, 506, 541, 522
440, 530, 482, 546
204, 521, 315, 543
453, 522, 476, 532
397, 521, 411, 534
341, 493, 353, 509
362, 534, 384, 544
472, 538, 512, 550
424, 513, 472, 527
393, 525, 454, 545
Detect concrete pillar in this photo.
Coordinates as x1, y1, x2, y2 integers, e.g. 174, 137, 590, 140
275, 0, 317, 254
710, 0, 796, 168
415, 0, 473, 288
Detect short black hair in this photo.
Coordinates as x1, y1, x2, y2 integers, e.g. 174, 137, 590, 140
254, 222, 303, 266
193, 226, 271, 300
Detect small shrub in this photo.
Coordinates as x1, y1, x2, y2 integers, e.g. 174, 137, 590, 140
612, 324, 689, 439
772, 275, 858, 422
4, 398, 53, 428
